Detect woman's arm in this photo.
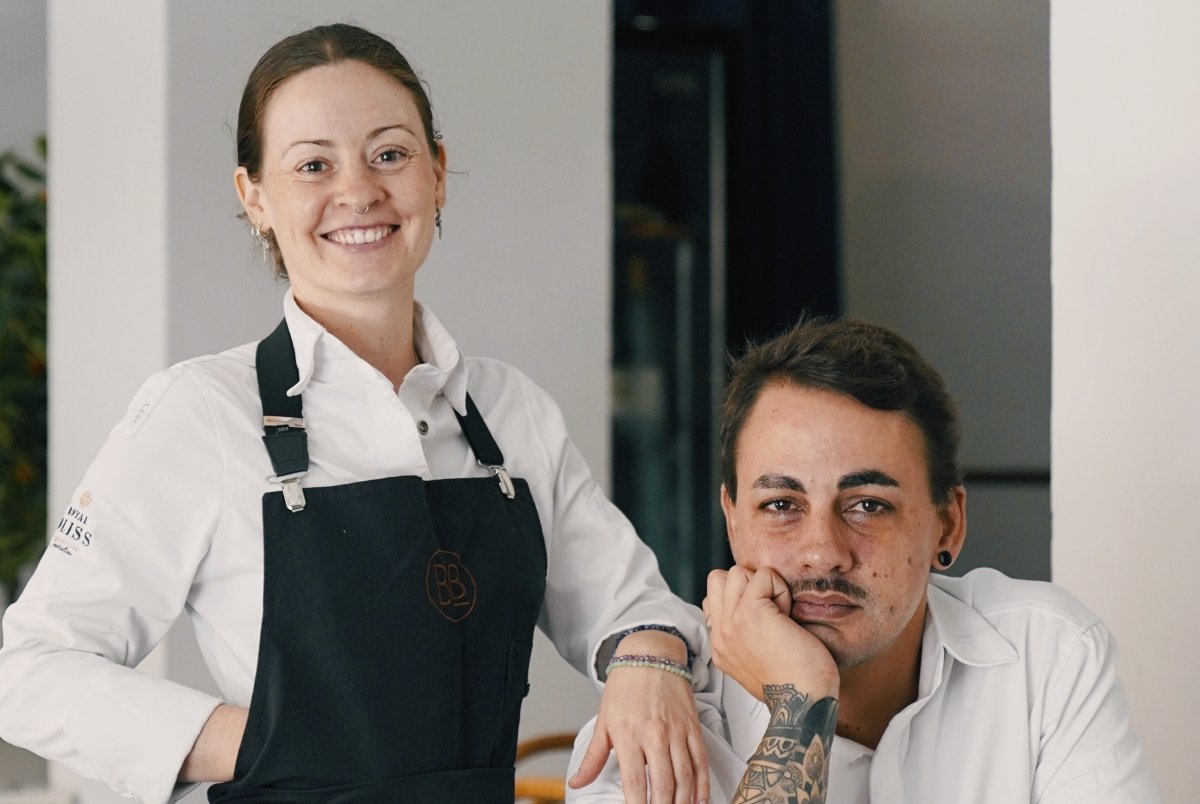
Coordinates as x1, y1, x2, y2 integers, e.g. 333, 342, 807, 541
0, 366, 225, 803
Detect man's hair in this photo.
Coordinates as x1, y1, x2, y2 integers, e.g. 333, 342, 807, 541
720, 317, 962, 503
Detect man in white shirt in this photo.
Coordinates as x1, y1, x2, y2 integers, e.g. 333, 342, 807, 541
568, 317, 1160, 803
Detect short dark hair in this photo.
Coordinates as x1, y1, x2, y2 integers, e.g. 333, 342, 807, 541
720, 317, 962, 504
236, 23, 440, 278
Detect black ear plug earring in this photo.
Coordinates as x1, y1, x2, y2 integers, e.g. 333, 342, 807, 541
937, 550, 953, 568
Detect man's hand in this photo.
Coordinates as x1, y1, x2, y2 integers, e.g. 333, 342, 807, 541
704, 566, 839, 702
179, 703, 248, 783
569, 630, 710, 804
706, 566, 840, 803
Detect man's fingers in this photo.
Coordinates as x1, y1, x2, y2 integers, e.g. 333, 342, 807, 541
745, 566, 792, 616
568, 717, 612, 789
721, 565, 752, 623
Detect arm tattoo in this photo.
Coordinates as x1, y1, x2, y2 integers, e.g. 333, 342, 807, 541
732, 684, 839, 804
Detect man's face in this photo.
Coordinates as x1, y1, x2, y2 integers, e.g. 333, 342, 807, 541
721, 382, 965, 670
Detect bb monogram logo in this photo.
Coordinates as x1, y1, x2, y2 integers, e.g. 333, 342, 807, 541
425, 549, 477, 622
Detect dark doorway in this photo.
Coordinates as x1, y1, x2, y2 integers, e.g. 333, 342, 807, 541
611, 1, 839, 602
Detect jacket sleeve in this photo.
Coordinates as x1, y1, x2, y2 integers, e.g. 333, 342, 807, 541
0, 366, 225, 804
1033, 621, 1162, 803
516, 374, 710, 691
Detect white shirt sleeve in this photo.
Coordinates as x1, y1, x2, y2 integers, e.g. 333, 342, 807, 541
516, 375, 709, 690
1033, 621, 1162, 803
566, 673, 746, 802
0, 366, 226, 804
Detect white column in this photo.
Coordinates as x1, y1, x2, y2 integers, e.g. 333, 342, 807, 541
47, 0, 168, 800
1051, 3, 1200, 801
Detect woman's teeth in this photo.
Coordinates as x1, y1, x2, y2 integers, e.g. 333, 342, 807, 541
327, 226, 392, 245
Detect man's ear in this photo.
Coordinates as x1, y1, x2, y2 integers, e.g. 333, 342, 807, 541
234, 167, 269, 231
720, 483, 738, 548
933, 485, 967, 567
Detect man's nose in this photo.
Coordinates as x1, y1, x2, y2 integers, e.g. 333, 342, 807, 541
794, 510, 854, 576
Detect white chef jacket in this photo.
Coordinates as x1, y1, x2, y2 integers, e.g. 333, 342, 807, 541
567, 569, 1161, 803
0, 291, 708, 804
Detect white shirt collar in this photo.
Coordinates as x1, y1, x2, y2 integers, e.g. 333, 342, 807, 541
280, 289, 469, 415
925, 576, 1020, 668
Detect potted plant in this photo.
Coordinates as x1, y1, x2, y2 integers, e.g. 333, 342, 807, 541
0, 136, 47, 605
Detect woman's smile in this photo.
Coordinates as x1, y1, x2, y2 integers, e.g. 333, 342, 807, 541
323, 224, 399, 247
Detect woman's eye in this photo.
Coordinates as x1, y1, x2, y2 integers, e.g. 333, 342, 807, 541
299, 160, 326, 174
377, 148, 409, 164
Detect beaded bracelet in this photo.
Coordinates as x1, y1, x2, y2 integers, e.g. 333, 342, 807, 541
612, 624, 696, 670
606, 654, 695, 684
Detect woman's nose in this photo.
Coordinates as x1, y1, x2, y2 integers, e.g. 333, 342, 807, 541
338, 161, 385, 212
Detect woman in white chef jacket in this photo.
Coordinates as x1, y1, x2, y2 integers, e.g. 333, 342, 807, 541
0, 23, 709, 804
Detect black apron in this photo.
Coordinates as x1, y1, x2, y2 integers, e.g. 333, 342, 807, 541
209, 320, 547, 803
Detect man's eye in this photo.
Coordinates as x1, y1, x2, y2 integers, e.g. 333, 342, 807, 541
764, 499, 794, 512
849, 499, 889, 515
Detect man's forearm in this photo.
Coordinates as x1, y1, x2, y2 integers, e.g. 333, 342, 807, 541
733, 684, 838, 804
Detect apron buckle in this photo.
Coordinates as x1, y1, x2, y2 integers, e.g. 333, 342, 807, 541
483, 465, 516, 500
267, 471, 308, 512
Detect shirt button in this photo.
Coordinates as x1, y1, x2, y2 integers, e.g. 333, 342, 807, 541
417, 420, 430, 435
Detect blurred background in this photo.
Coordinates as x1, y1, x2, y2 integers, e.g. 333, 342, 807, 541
1, 1, 1196, 802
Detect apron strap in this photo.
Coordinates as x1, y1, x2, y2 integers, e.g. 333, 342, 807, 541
254, 318, 518, 504
256, 319, 309, 512
456, 394, 517, 500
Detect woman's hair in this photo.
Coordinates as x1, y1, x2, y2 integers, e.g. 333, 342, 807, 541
720, 317, 963, 504
237, 23, 439, 277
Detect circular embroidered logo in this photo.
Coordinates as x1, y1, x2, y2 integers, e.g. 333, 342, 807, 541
425, 550, 477, 622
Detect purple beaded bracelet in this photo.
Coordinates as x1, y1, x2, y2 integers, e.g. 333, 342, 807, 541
612, 624, 696, 670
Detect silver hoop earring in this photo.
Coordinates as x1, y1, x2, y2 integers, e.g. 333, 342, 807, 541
252, 224, 271, 261
354, 203, 371, 215
435, 206, 443, 239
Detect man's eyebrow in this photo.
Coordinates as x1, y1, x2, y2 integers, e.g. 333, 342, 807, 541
751, 473, 806, 493
838, 469, 900, 490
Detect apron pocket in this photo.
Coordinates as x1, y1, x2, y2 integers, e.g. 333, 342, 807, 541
489, 640, 533, 766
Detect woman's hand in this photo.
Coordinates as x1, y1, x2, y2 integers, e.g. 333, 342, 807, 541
568, 631, 710, 803
704, 566, 839, 703
178, 703, 248, 783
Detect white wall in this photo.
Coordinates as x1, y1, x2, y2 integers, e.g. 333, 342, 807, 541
46, 1, 608, 799
1051, 4, 1200, 802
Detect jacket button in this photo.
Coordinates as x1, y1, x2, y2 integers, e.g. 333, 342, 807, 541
417, 420, 430, 435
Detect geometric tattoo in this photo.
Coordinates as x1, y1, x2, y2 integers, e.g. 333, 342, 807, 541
731, 684, 839, 804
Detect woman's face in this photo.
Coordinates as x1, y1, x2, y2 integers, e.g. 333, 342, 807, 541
235, 60, 446, 312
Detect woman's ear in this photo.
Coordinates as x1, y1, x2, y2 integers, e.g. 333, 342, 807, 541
234, 167, 269, 231
433, 143, 448, 209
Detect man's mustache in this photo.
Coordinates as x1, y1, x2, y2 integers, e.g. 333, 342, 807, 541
790, 576, 868, 600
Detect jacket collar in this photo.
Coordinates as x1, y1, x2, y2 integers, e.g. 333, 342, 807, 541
279, 289, 469, 415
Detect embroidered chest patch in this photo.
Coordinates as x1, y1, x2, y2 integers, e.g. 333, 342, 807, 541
425, 549, 478, 622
